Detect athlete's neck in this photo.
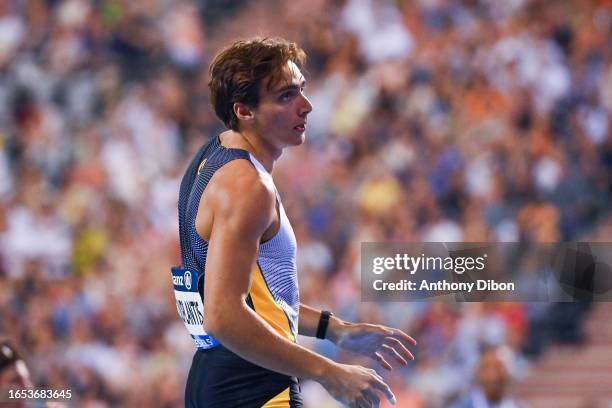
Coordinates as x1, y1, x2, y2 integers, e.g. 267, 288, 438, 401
219, 130, 280, 172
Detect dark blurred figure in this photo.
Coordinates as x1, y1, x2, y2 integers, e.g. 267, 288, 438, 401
0, 339, 33, 408
449, 346, 524, 408
0, 339, 67, 408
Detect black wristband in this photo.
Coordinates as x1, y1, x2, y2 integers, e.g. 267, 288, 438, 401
316, 310, 333, 339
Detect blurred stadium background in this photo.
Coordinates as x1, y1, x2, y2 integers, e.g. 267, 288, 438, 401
0, 0, 611, 407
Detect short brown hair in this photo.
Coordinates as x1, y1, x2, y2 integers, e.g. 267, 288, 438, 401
208, 37, 306, 131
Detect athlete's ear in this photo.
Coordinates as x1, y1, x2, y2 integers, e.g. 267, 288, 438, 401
233, 102, 254, 123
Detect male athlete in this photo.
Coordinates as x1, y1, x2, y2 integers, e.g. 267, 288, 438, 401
172, 37, 416, 408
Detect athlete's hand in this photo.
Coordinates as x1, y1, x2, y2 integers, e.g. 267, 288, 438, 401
329, 321, 416, 370
320, 362, 396, 408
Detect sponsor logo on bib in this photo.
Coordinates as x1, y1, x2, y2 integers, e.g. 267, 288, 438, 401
171, 267, 219, 350
184, 270, 192, 290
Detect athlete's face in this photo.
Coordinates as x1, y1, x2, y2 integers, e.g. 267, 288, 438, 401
251, 61, 312, 149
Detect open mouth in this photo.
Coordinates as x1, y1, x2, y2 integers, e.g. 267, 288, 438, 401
294, 124, 305, 132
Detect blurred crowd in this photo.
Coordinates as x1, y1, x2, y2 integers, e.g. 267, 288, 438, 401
0, 0, 610, 406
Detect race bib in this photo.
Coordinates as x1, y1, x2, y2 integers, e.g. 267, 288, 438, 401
171, 267, 220, 350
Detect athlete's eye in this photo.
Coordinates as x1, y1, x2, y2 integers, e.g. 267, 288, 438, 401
279, 91, 293, 102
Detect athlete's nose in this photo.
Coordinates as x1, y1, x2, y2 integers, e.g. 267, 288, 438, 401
298, 94, 312, 118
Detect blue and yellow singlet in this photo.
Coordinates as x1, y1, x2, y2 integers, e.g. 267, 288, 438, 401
174, 136, 302, 408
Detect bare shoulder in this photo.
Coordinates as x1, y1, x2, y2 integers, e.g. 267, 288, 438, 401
205, 159, 276, 236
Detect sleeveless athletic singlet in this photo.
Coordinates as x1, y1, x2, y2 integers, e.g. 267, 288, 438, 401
177, 136, 302, 408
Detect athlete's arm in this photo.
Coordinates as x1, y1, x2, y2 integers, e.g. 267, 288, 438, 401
299, 303, 417, 370
201, 161, 396, 407
297, 303, 328, 337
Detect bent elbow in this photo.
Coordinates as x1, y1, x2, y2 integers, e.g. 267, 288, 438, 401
204, 306, 238, 341
204, 299, 246, 341
204, 312, 224, 339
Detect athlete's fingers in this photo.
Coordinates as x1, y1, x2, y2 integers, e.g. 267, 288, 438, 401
381, 343, 408, 366
370, 374, 396, 405
363, 393, 375, 408
354, 395, 372, 408
362, 392, 378, 408
371, 369, 384, 382
373, 351, 392, 370
364, 388, 381, 408
384, 336, 415, 361
387, 328, 417, 346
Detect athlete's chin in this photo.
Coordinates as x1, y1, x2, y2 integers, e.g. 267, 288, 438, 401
286, 131, 306, 146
